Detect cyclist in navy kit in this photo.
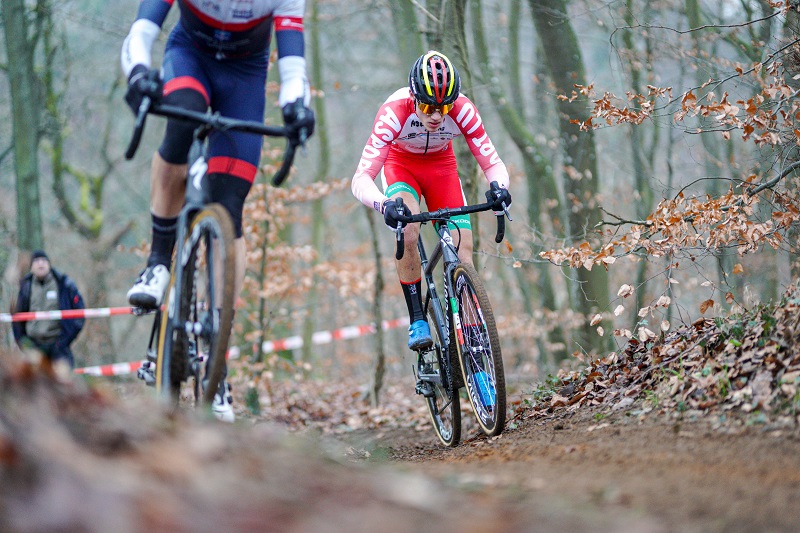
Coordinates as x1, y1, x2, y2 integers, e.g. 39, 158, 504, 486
121, 0, 315, 421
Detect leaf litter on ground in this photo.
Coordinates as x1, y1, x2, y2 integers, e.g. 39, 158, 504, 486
515, 283, 800, 428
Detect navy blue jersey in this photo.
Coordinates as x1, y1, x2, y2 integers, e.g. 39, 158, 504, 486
129, 0, 304, 62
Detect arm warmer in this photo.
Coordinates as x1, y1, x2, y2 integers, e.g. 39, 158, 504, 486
120, 19, 161, 77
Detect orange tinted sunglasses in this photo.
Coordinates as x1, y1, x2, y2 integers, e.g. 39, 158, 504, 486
417, 101, 453, 116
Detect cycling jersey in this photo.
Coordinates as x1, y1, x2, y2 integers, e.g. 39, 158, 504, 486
120, 0, 309, 238
121, 0, 307, 107
351, 87, 510, 214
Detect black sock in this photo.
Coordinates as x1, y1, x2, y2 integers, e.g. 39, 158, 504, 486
148, 213, 178, 268
401, 278, 425, 323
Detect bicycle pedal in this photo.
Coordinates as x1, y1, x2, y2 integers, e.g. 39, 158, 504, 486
417, 363, 435, 377
415, 380, 435, 398
131, 306, 156, 317
137, 361, 156, 386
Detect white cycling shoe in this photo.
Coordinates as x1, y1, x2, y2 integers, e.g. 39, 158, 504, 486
211, 381, 235, 423
127, 264, 170, 309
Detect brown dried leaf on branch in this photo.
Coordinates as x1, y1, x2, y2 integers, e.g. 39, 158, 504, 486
546, 57, 800, 286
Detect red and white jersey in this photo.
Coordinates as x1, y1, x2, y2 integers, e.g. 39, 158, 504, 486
351, 88, 510, 212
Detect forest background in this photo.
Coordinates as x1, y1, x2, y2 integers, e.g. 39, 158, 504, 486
1, 0, 799, 405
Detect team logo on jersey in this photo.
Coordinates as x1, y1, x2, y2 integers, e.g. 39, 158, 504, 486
214, 29, 231, 42
232, 9, 253, 19
199, 1, 221, 13
277, 17, 304, 31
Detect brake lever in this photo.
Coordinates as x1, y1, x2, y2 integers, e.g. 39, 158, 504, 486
501, 202, 513, 221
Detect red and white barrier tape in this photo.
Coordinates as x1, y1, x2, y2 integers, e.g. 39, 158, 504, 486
1, 306, 134, 323
260, 317, 410, 353
72, 317, 410, 376
74, 360, 144, 376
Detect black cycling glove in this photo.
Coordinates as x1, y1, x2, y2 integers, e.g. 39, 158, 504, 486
382, 199, 407, 230
487, 186, 512, 213
282, 99, 316, 144
125, 65, 163, 114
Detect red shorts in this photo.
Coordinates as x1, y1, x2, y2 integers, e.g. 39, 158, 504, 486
383, 148, 467, 214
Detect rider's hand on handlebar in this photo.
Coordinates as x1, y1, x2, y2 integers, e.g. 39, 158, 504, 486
382, 199, 407, 231
125, 65, 163, 115
487, 186, 512, 214
282, 99, 315, 145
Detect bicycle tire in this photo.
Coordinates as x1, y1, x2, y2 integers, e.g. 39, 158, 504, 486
423, 302, 461, 447
452, 263, 506, 437
156, 204, 237, 408
155, 278, 183, 402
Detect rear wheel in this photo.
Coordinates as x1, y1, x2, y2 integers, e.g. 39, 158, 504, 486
156, 204, 236, 408
452, 263, 506, 437
423, 301, 461, 447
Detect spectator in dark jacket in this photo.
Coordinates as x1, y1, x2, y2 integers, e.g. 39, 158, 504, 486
12, 250, 85, 371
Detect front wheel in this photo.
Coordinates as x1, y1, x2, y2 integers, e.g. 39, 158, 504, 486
156, 204, 236, 409
452, 263, 506, 437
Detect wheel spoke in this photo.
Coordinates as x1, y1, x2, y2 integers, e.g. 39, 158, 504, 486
453, 264, 506, 438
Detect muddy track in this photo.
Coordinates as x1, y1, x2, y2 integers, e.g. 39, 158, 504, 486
341, 404, 800, 533
2, 358, 800, 532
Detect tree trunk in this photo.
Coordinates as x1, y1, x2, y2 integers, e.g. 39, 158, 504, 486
472, 0, 567, 362
301, 0, 331, 364
3, 0, 44, 255
529, 0, 610, 355
621, 1, 658, 329
388, 1, 423, 68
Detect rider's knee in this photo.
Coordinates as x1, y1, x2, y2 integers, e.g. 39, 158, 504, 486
158, 89, 208, 164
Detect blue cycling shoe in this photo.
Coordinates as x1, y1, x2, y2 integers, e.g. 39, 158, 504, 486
408, 319, 433, 351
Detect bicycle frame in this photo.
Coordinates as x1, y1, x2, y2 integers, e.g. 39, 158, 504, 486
395, 185, 510, 373
418, 221, 462, 392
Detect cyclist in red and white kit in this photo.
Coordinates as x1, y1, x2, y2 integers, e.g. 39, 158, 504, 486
121, 0, 315, 421
351, 50, 512, 352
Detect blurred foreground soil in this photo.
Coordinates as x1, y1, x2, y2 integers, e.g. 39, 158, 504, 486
1, 353, 799, 533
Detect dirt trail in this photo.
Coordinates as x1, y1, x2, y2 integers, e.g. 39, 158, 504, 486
382, 410, 800, 532
2, 357, 800, 532
332, 390, 800, 533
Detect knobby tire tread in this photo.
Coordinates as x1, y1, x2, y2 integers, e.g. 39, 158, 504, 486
156, 276, 182, 402
193, 204, 236, 406
155, 204, 236, 409
452, 263, 506, 437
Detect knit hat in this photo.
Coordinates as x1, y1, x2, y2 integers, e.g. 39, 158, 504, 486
31, 249, 49, 264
